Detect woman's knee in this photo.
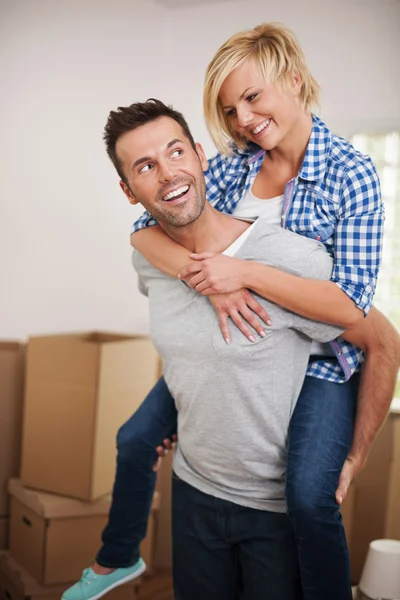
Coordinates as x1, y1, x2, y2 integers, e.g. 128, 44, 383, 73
116, 412, 155, 460
286, 472, 338, 523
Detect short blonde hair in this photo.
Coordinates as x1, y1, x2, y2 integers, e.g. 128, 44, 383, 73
204, 23, 320, 154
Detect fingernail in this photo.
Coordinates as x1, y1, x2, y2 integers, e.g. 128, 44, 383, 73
260, 330, 266, 338
338, 495, 343, 504
177, 274, 181, 279
225, 338, 231, 345
266, 320, 272, 326
249, 335, 256, 343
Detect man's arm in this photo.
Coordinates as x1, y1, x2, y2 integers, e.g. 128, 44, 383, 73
336, 307, 400, 503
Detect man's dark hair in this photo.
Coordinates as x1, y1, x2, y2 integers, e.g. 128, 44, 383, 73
103, 98, 197, 183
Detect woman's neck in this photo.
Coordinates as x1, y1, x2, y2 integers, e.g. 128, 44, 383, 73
265, 112, 313, 175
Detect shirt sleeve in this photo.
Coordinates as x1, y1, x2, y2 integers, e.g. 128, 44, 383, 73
332, 158, 384, 315
130, 209, 158, 235
204, 152, 229, 208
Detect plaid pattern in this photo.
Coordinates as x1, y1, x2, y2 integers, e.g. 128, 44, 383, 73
131, 115, 384, 383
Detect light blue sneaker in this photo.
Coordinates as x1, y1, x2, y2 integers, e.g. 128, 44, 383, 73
61, 559, 146, 600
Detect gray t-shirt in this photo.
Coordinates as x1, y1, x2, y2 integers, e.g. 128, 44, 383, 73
133, 217, 342, 512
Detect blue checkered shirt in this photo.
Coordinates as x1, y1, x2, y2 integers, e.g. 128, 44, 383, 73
131, 115, 384, 383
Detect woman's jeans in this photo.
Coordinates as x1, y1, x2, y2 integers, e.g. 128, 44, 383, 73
97, 373, 358, 600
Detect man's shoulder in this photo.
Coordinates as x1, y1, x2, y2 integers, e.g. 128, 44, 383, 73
241, 218, 333, 280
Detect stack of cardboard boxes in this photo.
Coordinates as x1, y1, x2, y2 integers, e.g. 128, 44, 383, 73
0, 333, 162, 600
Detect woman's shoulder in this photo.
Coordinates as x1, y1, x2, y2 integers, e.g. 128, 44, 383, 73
329, 131, 377, 178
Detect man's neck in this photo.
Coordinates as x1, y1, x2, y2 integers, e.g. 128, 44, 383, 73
161, 204, 251, 254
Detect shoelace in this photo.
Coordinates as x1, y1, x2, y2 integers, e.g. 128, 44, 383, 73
80, 569, 99, 585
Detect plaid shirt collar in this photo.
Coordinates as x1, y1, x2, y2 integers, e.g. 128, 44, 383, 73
236, 114, 332, 182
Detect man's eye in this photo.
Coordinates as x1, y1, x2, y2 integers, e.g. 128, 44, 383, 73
139, 163, 152, 173
171, 149, 183, 158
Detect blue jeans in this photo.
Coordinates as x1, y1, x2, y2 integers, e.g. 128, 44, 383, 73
97, 373, 358, 600
172, 474, 302, 600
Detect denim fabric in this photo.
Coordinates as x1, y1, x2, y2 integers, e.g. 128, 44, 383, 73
96, 377, 176, 567
286, 373, 359, 600
172, 474, 302, 600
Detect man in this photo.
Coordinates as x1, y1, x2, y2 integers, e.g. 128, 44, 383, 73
62, 100, 399, 600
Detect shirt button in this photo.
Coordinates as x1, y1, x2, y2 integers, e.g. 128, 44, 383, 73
338, 351, 342, 356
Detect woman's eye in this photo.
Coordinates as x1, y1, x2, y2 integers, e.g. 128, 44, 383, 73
226, 108, 236, 118
247, 93, 258, 102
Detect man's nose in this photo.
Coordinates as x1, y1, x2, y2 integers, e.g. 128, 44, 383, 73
159, 161, 175, 182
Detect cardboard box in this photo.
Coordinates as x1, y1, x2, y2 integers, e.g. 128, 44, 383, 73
0, 552, 140, 600
342, 406, 400, 583
0, 519, 7, 551
8, 479, 160, 585
21, 333, 160, 500
0, 342, 25, 516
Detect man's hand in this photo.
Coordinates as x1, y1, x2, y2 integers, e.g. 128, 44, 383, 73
153, 435, 177, 472
209, 289, 272, 343
178, 253, 247, 295
335, 454, 365, 505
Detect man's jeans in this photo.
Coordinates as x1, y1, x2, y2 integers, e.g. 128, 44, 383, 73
172, 474, 302, 600
97, 373, 358, 600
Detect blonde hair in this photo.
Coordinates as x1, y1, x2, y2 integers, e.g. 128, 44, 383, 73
204, 23, 320, 154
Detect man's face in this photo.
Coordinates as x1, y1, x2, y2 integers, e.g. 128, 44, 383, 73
117, 116, 208, 228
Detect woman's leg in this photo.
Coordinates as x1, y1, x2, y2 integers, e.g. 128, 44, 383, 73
97, 376, 178, 567
286, 374, 359, 600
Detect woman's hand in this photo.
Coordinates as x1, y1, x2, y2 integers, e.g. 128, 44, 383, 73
178, 253, 247, 295
208, 289, 272, 343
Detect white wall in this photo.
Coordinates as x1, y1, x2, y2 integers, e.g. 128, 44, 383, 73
1, 0, 399, 339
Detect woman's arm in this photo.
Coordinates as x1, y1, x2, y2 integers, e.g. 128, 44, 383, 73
242, 263, 363, 329
131, 228, 272, 342
179, 254, 363, 330
131, 226, 194, 277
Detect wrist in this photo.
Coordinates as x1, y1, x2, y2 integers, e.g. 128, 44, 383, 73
240, 260, 260, 290
347, 450, 368, 470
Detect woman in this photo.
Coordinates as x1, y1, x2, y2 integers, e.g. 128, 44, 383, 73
130, 23, 384, 599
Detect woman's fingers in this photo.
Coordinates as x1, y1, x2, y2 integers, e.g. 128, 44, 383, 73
245, 293, 272, 326
216, 309, 231, 345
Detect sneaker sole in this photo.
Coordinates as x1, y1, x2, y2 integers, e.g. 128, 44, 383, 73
61, 562, 147, 600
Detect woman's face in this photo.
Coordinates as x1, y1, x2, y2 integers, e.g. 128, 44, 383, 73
218, 58, 305, 151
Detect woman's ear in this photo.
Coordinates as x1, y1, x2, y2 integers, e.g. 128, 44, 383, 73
290, 72, 303, 97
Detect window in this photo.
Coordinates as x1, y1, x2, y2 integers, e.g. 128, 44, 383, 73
351, 132, 400, 399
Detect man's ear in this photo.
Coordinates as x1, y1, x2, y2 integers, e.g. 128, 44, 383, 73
120, 180, 139, 205
195, 143, 209, 173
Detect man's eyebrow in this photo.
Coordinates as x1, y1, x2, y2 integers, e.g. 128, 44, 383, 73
132, 156, 152, 170
167, 138, 184, 148
131, 139, 184, 171
222, 87, 255, 109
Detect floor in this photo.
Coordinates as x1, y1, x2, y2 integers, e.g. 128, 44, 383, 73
138, 569, 174, 600
137, 570, 358, 600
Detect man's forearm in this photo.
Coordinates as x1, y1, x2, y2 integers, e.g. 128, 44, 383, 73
243, 262, 363, 329
342, 310, 400, 467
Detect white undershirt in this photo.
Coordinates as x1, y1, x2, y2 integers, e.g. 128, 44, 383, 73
232, 187, 333, 357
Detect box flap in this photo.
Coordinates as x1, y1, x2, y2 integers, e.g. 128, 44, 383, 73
8, 480, 160, 519
8, 480, 111, 519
